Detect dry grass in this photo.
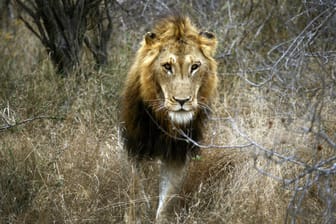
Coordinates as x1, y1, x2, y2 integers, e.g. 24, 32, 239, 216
1, 1, 335, 223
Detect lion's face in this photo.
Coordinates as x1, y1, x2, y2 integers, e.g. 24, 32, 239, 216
153, 44, 211, 124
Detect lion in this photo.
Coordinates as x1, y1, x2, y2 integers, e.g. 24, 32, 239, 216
121, 15, 218, 222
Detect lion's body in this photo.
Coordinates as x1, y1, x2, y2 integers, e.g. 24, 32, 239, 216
121, 15, 218, 222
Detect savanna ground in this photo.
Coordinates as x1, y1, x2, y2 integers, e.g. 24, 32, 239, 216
1, 1, 335, 223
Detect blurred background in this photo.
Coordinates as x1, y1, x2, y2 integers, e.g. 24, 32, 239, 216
0, 0, 335, 223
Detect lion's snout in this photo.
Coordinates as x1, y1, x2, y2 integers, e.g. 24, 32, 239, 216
172, 96, 191, 107
165, 95, 197, 113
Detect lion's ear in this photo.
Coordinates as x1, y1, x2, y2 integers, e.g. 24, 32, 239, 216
199, 31, 217, 56
199, 31, 215, 39
144, 32, 157, 45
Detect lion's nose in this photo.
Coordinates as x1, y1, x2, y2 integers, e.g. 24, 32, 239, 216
173, 96, 191, 106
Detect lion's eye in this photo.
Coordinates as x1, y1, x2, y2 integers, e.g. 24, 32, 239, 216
191, 64, 199, 71
190, 62, 201, 74
162, 63, 172, 72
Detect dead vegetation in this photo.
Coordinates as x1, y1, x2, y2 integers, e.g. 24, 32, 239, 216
1, 0, 335, 223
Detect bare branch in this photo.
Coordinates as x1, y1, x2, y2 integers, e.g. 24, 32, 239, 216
0, 115, 64, 132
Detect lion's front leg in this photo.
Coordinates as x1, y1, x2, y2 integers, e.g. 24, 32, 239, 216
156, 160, 187, 223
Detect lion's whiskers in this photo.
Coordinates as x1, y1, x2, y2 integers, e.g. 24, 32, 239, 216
198, 102, 212, 112
154, 105, 166, 112
149, 100, 166, 113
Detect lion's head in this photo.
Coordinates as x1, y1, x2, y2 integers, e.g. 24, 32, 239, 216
134, 16, 218, 125
121, 15, 218, 161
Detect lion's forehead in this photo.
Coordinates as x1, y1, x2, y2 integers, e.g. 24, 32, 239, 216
159, 45, 204, 65
160, 53, 200, 64
161, 42, 201, 55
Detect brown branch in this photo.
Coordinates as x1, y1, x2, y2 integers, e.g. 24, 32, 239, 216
0, 115, 64, 132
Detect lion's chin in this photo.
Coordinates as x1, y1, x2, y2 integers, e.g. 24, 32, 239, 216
168, 111, 194, 125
